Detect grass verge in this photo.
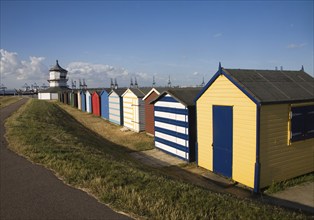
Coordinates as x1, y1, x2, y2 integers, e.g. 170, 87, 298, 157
0, 96, 22, 109
56, 102, 154, 151
264, 173, 314, 194
5, 99, 307, 219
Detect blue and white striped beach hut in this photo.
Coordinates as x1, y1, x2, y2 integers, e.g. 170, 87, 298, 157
108, 88, 126, 125
151, 88, 201, 162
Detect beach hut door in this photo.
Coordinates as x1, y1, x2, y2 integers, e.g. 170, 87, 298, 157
213, 106, 233, 178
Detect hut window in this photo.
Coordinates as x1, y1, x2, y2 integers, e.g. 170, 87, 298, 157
290, 105, 314, 142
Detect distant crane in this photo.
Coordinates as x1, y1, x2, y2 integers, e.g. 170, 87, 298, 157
33, 82, 39, 92
167, 75, 172, 88
130, 78, 134, 88
114, 78, 118, 89
71, 79, 76, 89
22, 83, 30, 91
1, 83, 7, 96
82, 79, 87, 89
200, 76, 205, 87
134, 77, 138, 88
79, 79, 83, 89
152, 76, 156, 88
110, 78, 114, 89
41, 83, 49, 90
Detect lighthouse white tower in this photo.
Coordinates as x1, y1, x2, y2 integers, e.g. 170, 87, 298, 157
38, 60, 69, 100
47, 60, 68, 88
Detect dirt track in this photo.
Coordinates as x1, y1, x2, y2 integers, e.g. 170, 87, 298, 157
0, 99, 131, 220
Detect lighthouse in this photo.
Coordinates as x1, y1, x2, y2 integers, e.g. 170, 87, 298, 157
47, 60, 68, 88
38, 60, 70, 100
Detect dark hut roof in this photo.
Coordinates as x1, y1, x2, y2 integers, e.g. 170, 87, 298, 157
143, 87, 168, 100
152, 87, 202, 107
223, 68, 314, 104
128, 88, 146, 98
49, 60, 68, 73
195, 66, 314, 105
110, 88, 127, 96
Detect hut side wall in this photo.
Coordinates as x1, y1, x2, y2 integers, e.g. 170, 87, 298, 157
259, 103, 314, 188
138, 99, 146, 131
74, 93, 78, 108
145, 91, 159, 135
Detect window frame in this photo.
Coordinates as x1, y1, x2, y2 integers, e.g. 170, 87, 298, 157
290, 105, 314, 142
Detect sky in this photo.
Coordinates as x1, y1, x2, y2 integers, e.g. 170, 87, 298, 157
1, 1, 313, 89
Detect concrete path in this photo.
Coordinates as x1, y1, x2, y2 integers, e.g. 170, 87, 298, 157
130, 148, 184, 167
271, 182, 314, 208
0, 99, 131, 220
131, 147, 313, 214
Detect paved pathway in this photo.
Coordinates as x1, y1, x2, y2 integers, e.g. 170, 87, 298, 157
0, 99, 131, 220
271, 182, 314, 208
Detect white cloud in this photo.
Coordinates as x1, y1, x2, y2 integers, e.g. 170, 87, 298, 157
0, 49, 156, 88
213, 33, 222, 38
193, 71, 199, 76
1, 49, 48, 88
67, 62, 128, 81
287, 43, 306, 49
66, 62, 156, 88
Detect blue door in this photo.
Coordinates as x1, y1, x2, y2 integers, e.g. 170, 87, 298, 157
101, 93, 109, 119
213, 106, 233, 178
81, 92, 86, 112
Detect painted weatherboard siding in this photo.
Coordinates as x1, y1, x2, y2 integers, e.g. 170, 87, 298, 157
80, 91, 86, 112
197, 74, 256, 188
77, 91, 81, 110
123, 93, 136, 131
122, 90, 145, 132
154, 94, 190, 161
109, 91, 123, 125
259, 103, 314, 188
86, 91, 92, 113
73, 92, 78, 108
138, 99, 146, 131
100, 90, 110, 119
144, 91, 159, 135
92, 92, 101, 117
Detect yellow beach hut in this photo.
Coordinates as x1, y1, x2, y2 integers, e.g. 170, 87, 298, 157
195, 64, 314, 192
121, 88, 150, 132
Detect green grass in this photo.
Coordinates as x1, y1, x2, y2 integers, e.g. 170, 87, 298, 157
264, 173, 314, 194
0, 96, 22, 109
56, 102, 154, 152
5, 99, 308, 219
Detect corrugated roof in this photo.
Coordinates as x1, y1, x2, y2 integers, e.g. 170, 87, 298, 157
138, 87, 152, 95
110, 88, 127, 96
223, 68, 314, 104
152, 87, 202, 107
168, 88, 202, 106
129, 88, 146, 98
142, 87, 168, 100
